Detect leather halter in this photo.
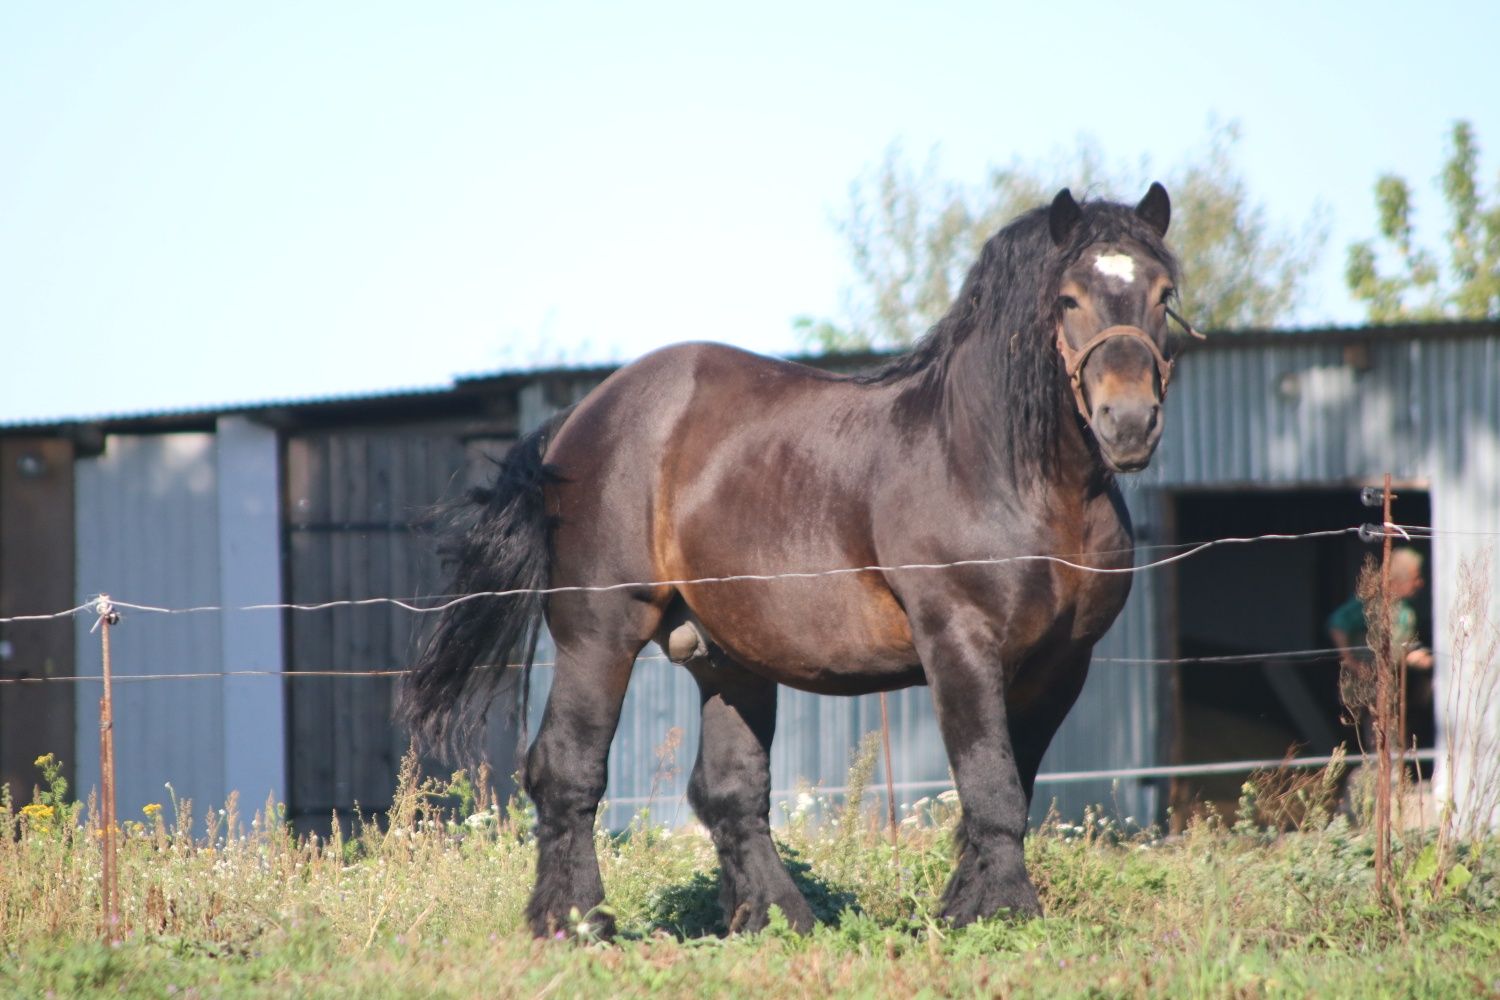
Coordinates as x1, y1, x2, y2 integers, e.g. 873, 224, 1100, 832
1055, 324, 1175, 421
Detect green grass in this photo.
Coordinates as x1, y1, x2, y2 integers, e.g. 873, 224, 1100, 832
1, 757, 1497, 999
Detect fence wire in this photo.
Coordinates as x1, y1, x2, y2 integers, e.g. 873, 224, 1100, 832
0, 645, 1381, 686
0, 522, 1435, 688
599, 748, 1445, 808
0, 525, 1396, 627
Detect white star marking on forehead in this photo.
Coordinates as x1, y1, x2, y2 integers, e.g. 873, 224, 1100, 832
1094, 253, 1136, 283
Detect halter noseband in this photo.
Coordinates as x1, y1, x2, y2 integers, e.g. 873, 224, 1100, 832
1055, 325, 1175, 421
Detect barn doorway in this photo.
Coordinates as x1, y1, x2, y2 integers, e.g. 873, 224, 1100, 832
281, 423, 517, 834
1168, 486, 1434, 819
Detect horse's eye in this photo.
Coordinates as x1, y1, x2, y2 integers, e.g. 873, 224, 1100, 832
1159, 287, 1175, 306
1058, 295, 1080, 311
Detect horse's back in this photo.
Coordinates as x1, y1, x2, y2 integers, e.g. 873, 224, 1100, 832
541, 342, 923, 687
541, 340, 851, 574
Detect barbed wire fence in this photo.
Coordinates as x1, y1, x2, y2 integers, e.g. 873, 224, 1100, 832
0, 512, 1481, 936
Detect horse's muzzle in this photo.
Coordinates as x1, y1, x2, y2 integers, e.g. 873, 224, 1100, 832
1056, 323, 1171, 472
1090, 397, 1162, 472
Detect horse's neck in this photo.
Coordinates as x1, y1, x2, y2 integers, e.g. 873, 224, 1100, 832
925, 342, 1133, 557
937, 343, 1110, 489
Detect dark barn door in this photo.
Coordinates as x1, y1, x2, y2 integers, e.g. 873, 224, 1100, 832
0, 438, 76, 802
283, 426, 513, 829
1168, 487, 1434, 820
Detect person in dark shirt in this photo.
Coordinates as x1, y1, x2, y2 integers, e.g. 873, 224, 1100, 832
1326, 547, 1433, 673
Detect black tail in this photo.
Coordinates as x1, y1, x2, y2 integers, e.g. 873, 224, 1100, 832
400, 410, 569, 758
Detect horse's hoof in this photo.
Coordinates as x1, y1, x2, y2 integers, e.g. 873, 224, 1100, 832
940, 873, 1042, 926
527, 905, 617, 942
727, 892, 816, 934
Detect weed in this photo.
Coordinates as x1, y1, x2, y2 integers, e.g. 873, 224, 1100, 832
837, 731, 881, 845
1239, 746, 1348, 834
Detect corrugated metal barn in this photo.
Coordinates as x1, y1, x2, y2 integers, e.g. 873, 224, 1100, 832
1, 320, 1496, 831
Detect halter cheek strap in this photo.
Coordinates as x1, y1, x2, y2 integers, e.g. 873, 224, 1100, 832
1055, 325, 1176, 421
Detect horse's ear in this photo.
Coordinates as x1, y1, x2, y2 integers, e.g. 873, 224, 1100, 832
1049, 188, 1082, 246
1135, 182, 1170, 237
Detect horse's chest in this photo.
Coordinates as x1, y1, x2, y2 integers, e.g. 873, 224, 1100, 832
1027, 509, 1134, 651
1003, 555, 1131, 708
1060, 495, 1134, 642
1069, 571, 1131, 642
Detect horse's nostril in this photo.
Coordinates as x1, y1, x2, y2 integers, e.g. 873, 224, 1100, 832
1148, 405, 1160, 432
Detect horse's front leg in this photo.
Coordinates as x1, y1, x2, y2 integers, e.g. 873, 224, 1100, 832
917, 619, 1042, 924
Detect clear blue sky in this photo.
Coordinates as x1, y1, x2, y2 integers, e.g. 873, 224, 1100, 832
3, 1, 1497, 422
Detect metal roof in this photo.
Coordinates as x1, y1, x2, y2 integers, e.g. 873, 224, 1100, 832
0, 382, 473, 436
5, 319, 1494, 436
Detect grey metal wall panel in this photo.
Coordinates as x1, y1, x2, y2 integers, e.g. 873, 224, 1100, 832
216, 417, 286, 809
1424, 337, 1500, 827
1155, 339, 1443, 490
74, 433, 226, 823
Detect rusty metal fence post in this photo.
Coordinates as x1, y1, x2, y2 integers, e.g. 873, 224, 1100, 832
1374, 477, 1395, 905
95, 595, 121, 939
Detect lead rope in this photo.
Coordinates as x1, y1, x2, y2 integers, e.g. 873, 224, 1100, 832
1165, 305, 1207, 342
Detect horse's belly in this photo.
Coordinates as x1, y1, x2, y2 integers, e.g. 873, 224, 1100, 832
679, 576, 922, 695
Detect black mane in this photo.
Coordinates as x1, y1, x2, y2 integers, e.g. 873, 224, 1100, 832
854, 196, 1179, 472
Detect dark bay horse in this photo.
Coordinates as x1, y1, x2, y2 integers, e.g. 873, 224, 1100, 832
403, 184, 1194, 936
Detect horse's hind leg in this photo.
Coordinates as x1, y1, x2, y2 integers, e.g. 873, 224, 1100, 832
523, 634, 640, 939
687, 660, 815, 933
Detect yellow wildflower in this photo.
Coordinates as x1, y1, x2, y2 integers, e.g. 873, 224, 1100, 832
143, 803, 163, 818
33, 753, 53, 768
20, 803, 54, 822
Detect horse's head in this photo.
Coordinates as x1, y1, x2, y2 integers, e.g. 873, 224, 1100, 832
1047, 183, 1199, 473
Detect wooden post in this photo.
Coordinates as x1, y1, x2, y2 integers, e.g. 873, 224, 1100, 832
97, 596, 120, 940
1374, 477, 1395, 902
878, 692, 897, 847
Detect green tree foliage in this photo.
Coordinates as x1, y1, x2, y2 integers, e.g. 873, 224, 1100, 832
1346, 121, 1500, 323
797, 123, 1325, 352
